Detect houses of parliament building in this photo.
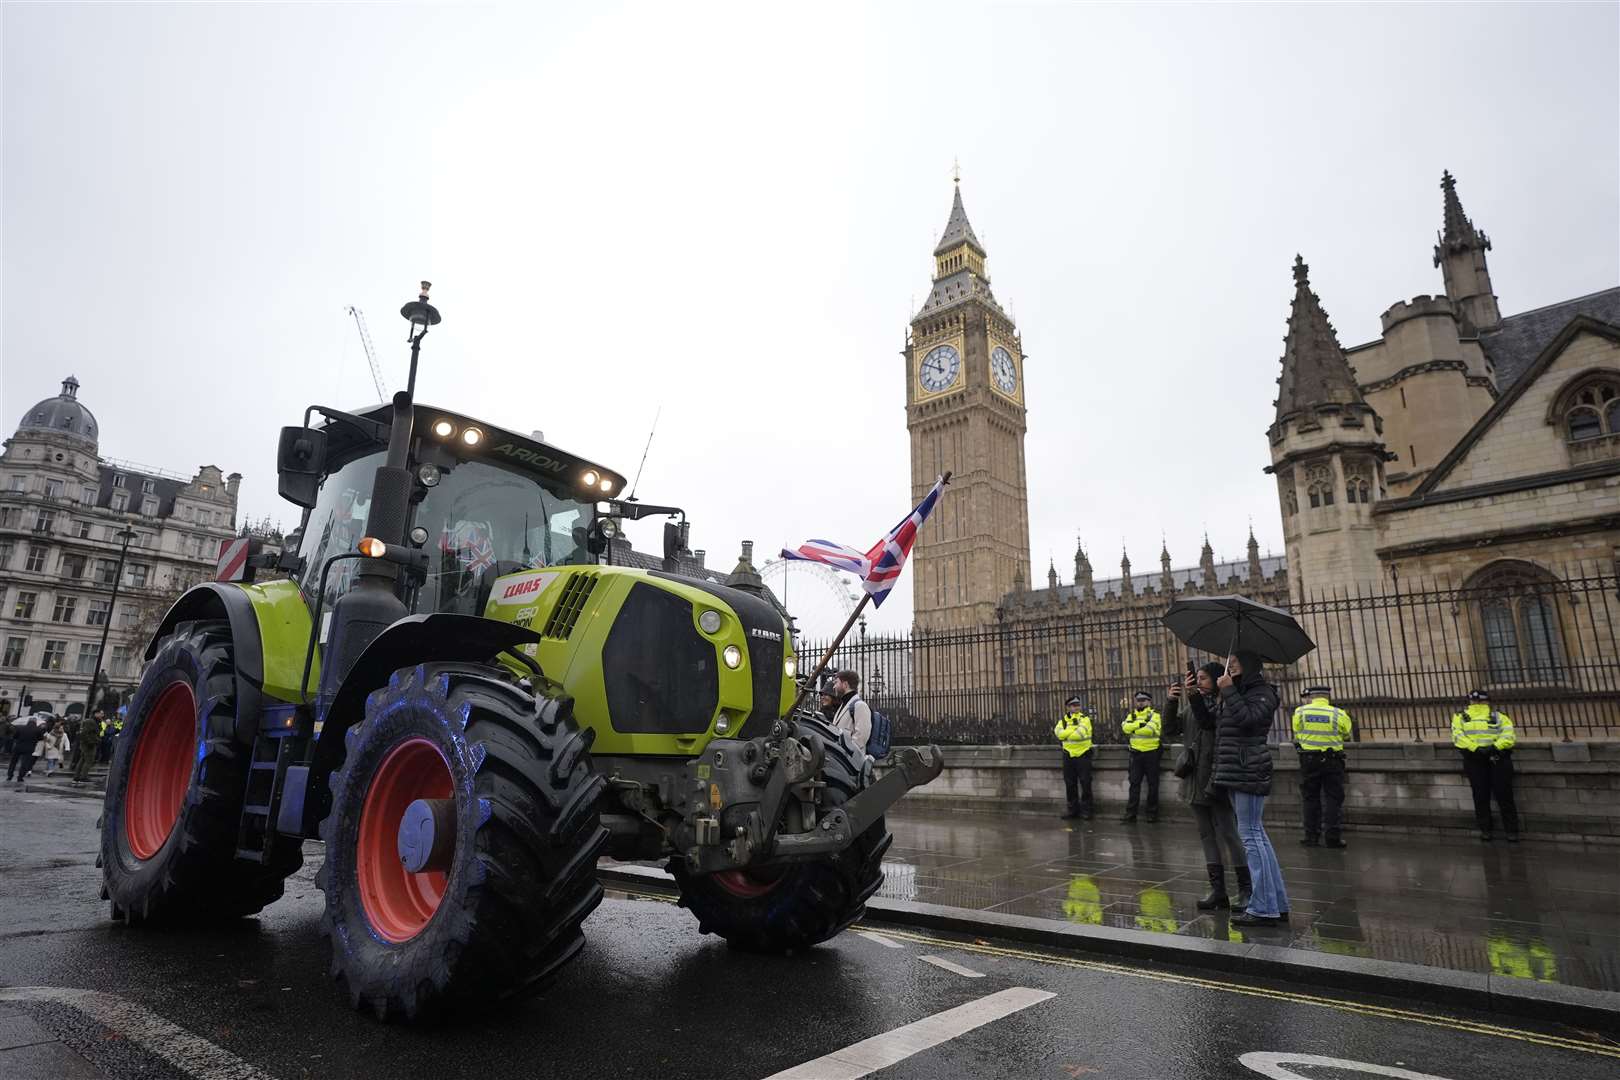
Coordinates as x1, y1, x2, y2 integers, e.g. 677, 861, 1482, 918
902, 173, 1620, 717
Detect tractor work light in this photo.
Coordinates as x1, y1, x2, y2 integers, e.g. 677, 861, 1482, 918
598, 518, 619, 540
599, 478, 614, 493
357, 537, 387, 558
431, 418, 456, 439
409, 526, 430, 546
698, 609, 722, 634
723, 644, 743, 669
417, 463, 441, 487
461, 427, 484, 447
582, 470, 600, 488
784, 657, 797, 679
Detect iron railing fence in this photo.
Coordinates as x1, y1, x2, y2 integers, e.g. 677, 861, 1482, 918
799, 560, 1620, 744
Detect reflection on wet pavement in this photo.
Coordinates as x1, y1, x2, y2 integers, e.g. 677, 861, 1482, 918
879, 805, 1620, 991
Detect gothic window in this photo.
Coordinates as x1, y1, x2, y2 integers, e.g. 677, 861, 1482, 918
1552, 373, 1620, 441
1306, 466, 1334, 509
1468, 561, 1566, 684
1345, 474, 1371, 504
1105, 647, 1122, 678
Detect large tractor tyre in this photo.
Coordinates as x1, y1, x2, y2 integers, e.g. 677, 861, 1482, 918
99, 619, 302, 924
316, 663, 608, 1023
670, 716, 893, 952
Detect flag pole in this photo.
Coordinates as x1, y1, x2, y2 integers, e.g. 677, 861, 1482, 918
783, 471, 950, 722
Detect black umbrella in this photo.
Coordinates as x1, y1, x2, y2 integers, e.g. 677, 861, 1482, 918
1160, 595, 1315, 665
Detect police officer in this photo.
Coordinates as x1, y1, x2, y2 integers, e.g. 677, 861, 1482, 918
1054, 696, 1094, 820
1453, 689, 1519, 842
1120, 691, 1162, 823
1293, 685, 1352, 849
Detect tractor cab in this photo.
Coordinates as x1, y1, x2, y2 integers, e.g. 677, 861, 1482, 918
286, 401, 626, 620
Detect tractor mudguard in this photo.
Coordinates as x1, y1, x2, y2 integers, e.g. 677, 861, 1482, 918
297, 613, 541, 836
143, 583, 266, 744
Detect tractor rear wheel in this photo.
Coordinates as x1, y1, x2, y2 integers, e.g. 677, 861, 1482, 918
670, 717, 892, 952
99, 619, 302, 923
316, 663, 608, 1023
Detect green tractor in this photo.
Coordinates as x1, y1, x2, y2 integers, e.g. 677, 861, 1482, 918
97, 285, 944, 1022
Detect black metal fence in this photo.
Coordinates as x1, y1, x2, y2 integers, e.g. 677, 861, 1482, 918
800, 560, 1620, 744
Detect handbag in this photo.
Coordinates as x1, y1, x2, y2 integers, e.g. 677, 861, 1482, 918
1173, 743, 1197, 779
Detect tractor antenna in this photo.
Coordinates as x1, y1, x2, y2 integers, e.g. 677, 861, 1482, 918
344, 306, 388, 403
627, 404, 661, 502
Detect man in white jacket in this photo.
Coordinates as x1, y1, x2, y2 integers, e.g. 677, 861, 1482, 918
830, 669, 873, 753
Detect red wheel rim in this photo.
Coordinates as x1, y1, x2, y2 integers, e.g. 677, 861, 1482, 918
714, 869, 785, 899
358, 737, 454, 943
125, 682, 198, 860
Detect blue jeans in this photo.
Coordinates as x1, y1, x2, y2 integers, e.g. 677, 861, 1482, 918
1231, 791, 1289, 917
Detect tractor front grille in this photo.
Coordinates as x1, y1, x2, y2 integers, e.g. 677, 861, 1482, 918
542, 573, 597, 640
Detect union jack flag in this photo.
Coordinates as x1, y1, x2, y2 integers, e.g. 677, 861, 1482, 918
781, 475, 948, 607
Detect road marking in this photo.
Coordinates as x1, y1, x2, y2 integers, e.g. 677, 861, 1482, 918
763, 987, 1054, 1080
854, 926, 1620, 1061
0, 986, 277, 1080
1240, 1052, 1454, 1079
857, 930, 904, 949
919, 954, 985, 978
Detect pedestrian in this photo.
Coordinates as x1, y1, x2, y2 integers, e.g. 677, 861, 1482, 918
829, 669, 873, 752
1119, 690, 1163, 823
97, 715, 114, 764
74, 709, 104, 786
1054, 695, 1094, 820
1167, 662, 1249, 911
41, 719, 70, 775
8, 716, 45, 784
1212, 651, 1290, 927
1452, 689, 1519, 842
1293, 684, 1352, 849
817, 680, 839, 725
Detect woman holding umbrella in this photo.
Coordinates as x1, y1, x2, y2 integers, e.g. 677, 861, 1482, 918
1213, 651, 1290, 926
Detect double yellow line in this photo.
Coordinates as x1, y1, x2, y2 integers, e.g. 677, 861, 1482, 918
858, 925, 1620, 1061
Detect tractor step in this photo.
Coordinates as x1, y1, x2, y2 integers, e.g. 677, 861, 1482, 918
235, 705, 310, 863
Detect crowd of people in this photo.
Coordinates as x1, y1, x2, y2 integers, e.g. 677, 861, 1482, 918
1051, 656, 1525, 928
4, 707, 119, 787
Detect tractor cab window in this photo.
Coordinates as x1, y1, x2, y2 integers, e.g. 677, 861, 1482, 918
296, 453, 381, 610
412, 459, 594, 616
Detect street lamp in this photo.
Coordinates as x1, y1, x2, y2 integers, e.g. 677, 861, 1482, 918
872, 667, 886, 696
84, 519, 139, 716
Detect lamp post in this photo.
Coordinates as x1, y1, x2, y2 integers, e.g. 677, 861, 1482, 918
84, 519, 139, 716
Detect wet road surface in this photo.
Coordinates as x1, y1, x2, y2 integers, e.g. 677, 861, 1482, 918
2, 786, 1617, 1080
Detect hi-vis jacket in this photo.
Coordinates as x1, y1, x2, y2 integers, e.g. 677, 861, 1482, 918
1121, 708, 1162, 753
1452, 704, 1515, 752
1054, 711, 1093, 757
1291, 696, 1352, 752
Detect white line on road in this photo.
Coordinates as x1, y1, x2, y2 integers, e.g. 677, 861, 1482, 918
0, 986, 277, 1080
918, 954, 985, 978
762, 986, 1054, 1080
1239, 1052, 1455, 1080
856, 931, 904, 949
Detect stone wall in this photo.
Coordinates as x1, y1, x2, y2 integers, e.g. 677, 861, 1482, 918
891, 741, 1620, 844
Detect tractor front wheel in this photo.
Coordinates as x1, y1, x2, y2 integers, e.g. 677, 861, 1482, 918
316, 663, 607, 1023
670, 717, 892, 952
100, 619, 302, 923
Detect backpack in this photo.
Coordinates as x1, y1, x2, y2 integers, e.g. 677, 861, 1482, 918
864, 701, 892, 759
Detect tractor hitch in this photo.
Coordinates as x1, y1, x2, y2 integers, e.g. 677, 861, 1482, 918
770, 745, 944, 861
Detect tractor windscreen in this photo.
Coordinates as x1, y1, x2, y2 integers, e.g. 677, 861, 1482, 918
296, 451, 595, 616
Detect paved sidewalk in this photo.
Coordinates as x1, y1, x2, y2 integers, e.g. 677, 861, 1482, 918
879, 804, 1620, 992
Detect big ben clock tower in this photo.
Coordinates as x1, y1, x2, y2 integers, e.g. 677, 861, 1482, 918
906, 179, 1032, 631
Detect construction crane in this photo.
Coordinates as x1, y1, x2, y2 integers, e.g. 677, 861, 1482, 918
344, 305, 388, 403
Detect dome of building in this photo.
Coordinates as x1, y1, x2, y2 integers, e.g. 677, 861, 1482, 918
16, 375, 99, 443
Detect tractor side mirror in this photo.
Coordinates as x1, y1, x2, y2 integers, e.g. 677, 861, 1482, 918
276, 426, 328, 509
663, 521, 681, 563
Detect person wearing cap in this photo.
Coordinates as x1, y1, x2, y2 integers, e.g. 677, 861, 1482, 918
816, 681, 840, 725
1053, 696, 1094, 820
1293, 685, 1352, 849
1452, 689, 1519, 842
1119, 691, 1163, 823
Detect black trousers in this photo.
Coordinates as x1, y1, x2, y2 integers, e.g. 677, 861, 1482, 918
1299, 751, 1347, 840
1461, 749, 1519, 833
1061, 753, 1093, 812
1125, 749, 1161, 815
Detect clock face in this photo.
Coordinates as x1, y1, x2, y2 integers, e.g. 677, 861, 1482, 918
991, 346, 1018, 393
919, 344, 961, 393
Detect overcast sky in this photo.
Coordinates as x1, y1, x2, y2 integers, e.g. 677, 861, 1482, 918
4, 2, 1616, 635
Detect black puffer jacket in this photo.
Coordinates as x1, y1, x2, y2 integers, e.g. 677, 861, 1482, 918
1211, 672, 1280, 796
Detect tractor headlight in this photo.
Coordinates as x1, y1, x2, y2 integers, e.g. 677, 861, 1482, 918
417, 463, 441, 487
784, 657, 797, 679
714, 712, 731, 735
582, 470, 600, 488
461, 427, 484, 447
599, 478, 614, 493
408, 526, 430, 546
598, 518, 619, 540
431, 418, 455, 439
698, 609, 722, 635
723, 644, 743, 669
